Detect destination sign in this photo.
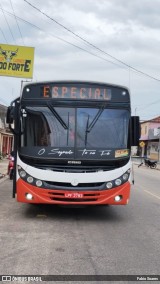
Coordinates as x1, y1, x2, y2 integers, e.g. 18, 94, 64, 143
22, 82, 130, 103
42, 85, 112, 100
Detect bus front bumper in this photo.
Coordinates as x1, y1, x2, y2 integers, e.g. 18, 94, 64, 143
17, 179, 131, 205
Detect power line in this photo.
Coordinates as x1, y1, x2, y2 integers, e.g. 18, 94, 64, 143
133, 100, 160, 109
136, 99, 160, 112
0, 25, 8, 43
0, 7, 125, 69
0, 7, 38, 81
1, 6, 160, 86
24, 0, 160, 83
0, 3, 16, 44
9, 0, 25, 45
2, 7, 159, 85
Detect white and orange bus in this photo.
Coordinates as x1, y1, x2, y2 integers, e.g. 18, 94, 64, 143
7, 81, 139, 205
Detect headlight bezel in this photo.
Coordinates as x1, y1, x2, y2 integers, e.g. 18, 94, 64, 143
18, 166, 43, 188
17, 165, 130, 190
105, 169, 130, 189
115, 178, 122, 186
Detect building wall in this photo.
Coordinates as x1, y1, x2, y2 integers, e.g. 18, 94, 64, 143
140, 122, 149, 141
140, 117, 160, 161
0, 104, 13, 157
147, 141, 159, 160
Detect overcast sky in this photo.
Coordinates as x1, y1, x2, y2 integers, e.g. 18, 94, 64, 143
0, 0, 160, 120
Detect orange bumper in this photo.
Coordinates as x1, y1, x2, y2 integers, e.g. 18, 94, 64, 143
17, 179, 130, 205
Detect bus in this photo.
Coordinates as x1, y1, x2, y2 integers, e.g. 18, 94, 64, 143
7, 81, 140, 205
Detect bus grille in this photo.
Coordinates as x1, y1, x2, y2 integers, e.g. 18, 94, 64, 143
43, 181, 105, 191
48, 192, 100, 203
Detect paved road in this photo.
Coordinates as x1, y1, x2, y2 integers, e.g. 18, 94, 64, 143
0, 165, 160, 281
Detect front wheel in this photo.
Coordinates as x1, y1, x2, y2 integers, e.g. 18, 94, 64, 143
150, 164, 157, 169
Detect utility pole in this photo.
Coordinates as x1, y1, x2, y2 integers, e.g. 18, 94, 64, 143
135, 107, 137, 116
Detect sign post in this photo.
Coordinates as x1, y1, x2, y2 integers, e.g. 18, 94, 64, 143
139, 141, 145, 148
139, 141, 145, 164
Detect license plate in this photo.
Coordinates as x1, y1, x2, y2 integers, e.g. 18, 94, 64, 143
65, 192, 83, 198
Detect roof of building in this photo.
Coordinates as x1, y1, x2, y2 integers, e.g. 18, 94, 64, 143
141, 116, 160, 124
0, 104, 7, 111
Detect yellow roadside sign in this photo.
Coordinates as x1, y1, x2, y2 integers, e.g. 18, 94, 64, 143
0, 43, 34, 78
139, 141, 145, 147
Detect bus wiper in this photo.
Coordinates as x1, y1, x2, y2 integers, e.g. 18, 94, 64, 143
85, 114, 90, 146
87, 105, 105, 133
47, 103, 68, 130
85, 105, 105, 146
67, 112, 69, 145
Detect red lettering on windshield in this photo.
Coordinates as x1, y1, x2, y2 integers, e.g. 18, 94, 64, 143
71, 87, 77, 98
43, 86, 50, 97
41, 85, 112, 100
95, 88, 101, 99
80, 88, 86, 99
88, 88, 92, 98
52, 86, 58, 97
62, 87, 68, 97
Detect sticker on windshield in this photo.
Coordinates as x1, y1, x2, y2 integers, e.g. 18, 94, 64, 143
115, 149, 129, 158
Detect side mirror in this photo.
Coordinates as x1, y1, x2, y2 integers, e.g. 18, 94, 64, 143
6, 106, 14, 124
131, 116, 140, 146
6, 106, 18, 135
10, 151, 14, 157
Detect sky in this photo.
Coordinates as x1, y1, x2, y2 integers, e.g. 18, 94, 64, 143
0, 0, 160, 121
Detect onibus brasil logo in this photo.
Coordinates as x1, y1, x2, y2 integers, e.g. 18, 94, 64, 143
0, 46, 31, 73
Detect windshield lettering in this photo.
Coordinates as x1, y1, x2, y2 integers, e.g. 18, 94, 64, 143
79, 149, 96, 156
78, 149, 112, 157
38, 148, 45, 155
23, 106, 129, 160
99, 150, 111, 156
37, 148, 112, 158
37, 148, 74, 157
48, 149, 74, 157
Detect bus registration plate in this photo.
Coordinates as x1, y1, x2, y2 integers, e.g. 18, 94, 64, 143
65, 192, 83, 198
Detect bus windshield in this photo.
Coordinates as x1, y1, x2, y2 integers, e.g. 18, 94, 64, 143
23, 106, 129, 149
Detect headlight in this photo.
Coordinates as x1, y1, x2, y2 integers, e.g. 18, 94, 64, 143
122, 173, 128, 181
106, 182, 113, 189
106, 169, 130, 189
18, 167, 44, 187
36, 180, 43, 187
20, 170, 26, 178
27, 176, 34, 184
115, 179, 122, 186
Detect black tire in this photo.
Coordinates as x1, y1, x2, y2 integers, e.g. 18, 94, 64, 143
150, 164, 157, 169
